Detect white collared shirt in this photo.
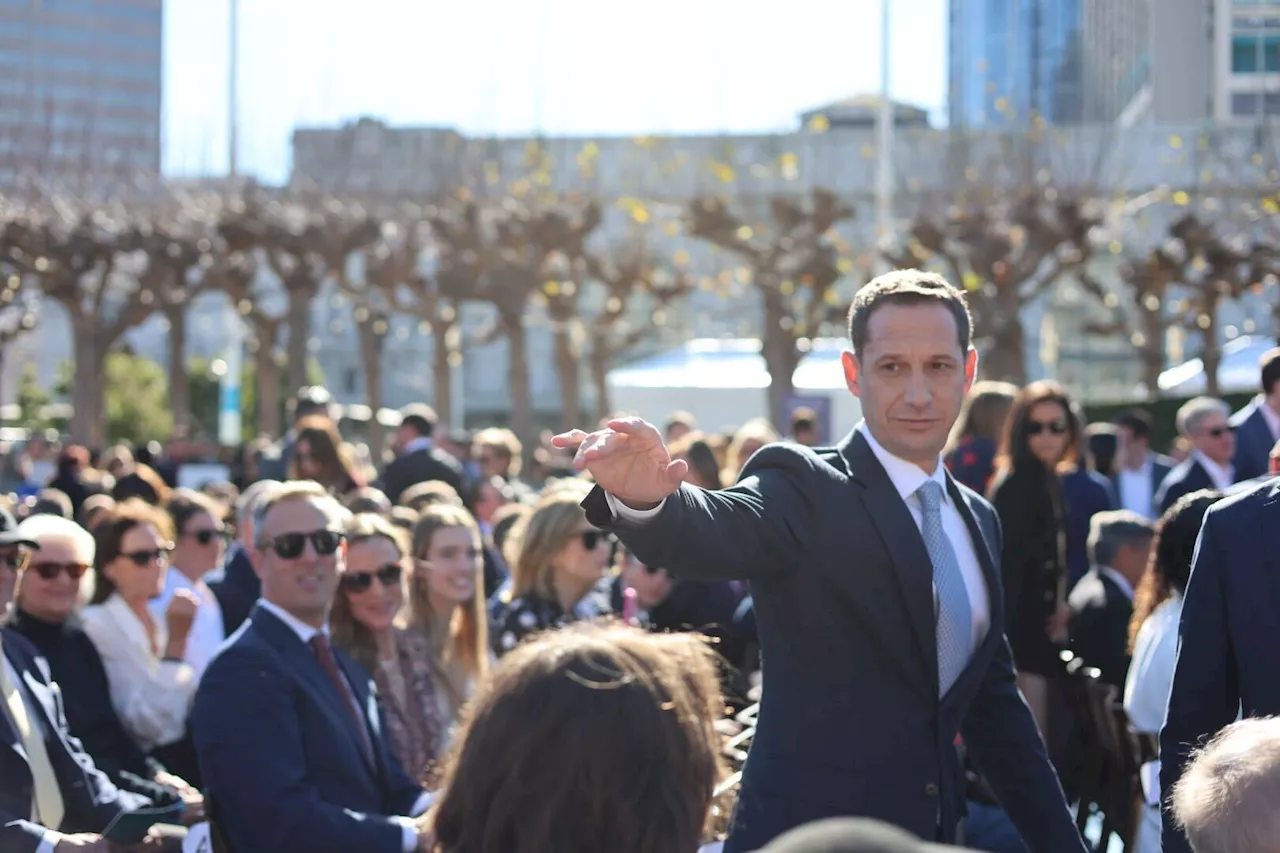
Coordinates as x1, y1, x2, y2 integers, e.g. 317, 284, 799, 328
402, 437, 433, 456
148, 567, 225, 680
607, 425, 991, 649
252, 600, 432, 849
1098, 566, 1136, 602
1192, 450, 1235, 490
1117, 457, 1155, 519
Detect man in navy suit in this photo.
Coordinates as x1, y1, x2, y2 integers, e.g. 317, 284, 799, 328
192, 483, 430, 853
1229, 347, 1280, 482
554, 270, 1083, 853
1160, 475, 1280, 853
1155, 397, 1237, 514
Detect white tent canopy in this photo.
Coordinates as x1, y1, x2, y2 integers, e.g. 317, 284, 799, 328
1157, 335, 1275, 396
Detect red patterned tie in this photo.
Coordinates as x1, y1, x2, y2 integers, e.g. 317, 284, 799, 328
308, 634, 372, 758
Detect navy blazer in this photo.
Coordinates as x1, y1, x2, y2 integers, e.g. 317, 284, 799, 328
1160, 478, 1280, 853
1230, 399, 1275, 482
191, 603, 424, 853
2, 629, 149, 853
1155, 458, 1218, 515
586, 430, 1083, 853
1062, 469, 1117, 586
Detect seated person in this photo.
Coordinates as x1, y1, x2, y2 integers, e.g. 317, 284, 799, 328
192, 482, 430, 853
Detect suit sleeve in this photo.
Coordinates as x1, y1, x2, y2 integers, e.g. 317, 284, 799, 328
1160, 509, 1239, 853
583, 448, 816, 581
192, 648, 407, 853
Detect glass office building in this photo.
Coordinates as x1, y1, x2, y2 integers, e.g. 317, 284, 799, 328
949, 0, 1085, 128
0, 0, 162, 185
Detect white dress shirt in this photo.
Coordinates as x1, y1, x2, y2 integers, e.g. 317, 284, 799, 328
80, 594, 197, 752
1192, 450, 1235, 490
1, 653, 62, 853
606, 425, 992, 651
148, 568, 225, 679
1116, 459, 1155, 519
253, 601, 431, 853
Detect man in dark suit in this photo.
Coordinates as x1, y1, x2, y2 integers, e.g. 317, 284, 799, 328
1, 524, 181, 853
1111, 409, 1174, 520
1067, 510, 1154, 689
1155, 397, 1237, 514
207, 479, 281, 636
554, 270, 1083, 853
192, 483, 430, 853
1160, 477, 1280, 853
1229, 347, 1280, 482
378, 404, 463, 506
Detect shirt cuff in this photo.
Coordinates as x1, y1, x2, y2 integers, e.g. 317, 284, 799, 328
410, 791, 434, 817
604, 492, 666, 522
396, 818, 418, 853
36, 828, 62, 853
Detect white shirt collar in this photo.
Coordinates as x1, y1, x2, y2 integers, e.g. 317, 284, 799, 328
1120, 455, 1153, 476
1192, 450, 1234, 489
1098, 566, 1136, 601
403, 437, 433, 455
256, 599, 329, 644
860, 423, 950, 504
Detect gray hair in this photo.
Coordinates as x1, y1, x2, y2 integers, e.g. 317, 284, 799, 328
236, 479, 283, 539
251, 480, 349, 548
1172, 716, 1280, 853
1177, 397, 1230, 438
1087, 510, 1155, 568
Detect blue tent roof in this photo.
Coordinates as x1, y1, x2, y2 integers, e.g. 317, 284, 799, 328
609, 338, 848, 390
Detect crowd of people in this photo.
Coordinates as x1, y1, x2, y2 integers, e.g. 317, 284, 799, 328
2, 268, 1280, 852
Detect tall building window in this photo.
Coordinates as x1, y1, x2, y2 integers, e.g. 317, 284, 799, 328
1232, 35, 1280, 73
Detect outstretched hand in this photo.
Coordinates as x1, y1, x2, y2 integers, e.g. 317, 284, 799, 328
551, 417, 688, 510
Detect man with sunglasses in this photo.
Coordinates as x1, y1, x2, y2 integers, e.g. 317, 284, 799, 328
1155, 397, 1239, 514
192, 482, 431, 853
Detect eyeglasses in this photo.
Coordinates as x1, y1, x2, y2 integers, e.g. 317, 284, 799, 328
120, 547, 172, 567
0, 550, 30, 572
1205, 426, 1234, 438
340, 563, 402, 593
186, 528, 227, 546
259, 529, 344, 560
578, 530, 615, 550
30, 561, 89, 581
1027, 419, 1068, 436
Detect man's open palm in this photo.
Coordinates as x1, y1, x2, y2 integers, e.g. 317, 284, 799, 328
551, 417, 688, 508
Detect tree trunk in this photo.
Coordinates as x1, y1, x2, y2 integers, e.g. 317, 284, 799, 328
761, 288, 798, 427
166, 305, 190, 437
431, 320, 454, 428
1201, 309, 1222, 398
69, 316, 104, 447
255, 319, 283, 438
357, 319, 385, 462
1139, 309, 1166, 398
589, 332, 612, 424
504, 315, 534, 468
980, 293, 1029, 385
286, 289, 312, 396
552, 324, 581, 431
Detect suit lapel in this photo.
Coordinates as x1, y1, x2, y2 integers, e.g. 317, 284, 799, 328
840, 431, 938, 694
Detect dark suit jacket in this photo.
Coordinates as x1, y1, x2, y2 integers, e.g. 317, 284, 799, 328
1062, 469, 1117, 586
208, 544, 261, 636
1230, 399, 1275, 482
1109, 454, 1173, 518
1155, 457, 1217, 515
191, 604, 424, 853
585, 430, 1082, 853
2, 629, 149, 853
1066, 569, 1134, 690
378, 446, 464, 506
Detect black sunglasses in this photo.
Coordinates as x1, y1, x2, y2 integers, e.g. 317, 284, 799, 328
31, 561, 89, 581
260, 529, 344, 560
188, 528, 228, 546
1027, 419, 1068, 436
1206, 426, 1234, 438
121, 547, 172, 567
340, 563, 402, 593
578, 531, 615, 550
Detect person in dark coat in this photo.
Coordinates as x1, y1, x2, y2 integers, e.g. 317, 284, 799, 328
378, 404, 463, 506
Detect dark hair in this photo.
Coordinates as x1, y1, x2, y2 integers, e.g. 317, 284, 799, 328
112, 463, 171, 506
995, 380, 1081, 474
489, 502, 529, 557
846, 269, 972, 358
669, 431, 723, 491
789, 407, 817, 433
948, 380, 1018, 452
32, 488, 72, 519
399, 403, 438, 438
165, 488, 221, 537
1113, 409, 1153, 442
463, 476, 514, 515
343, 487, 392, 516
1085, 423, 1120, 478
429, 623, 726, 853
289, 415, 360, 492
89, 499, 175, 604
1128, 489, 1221, 653
1262, 348, 1280, 396
289, 385, 334, 423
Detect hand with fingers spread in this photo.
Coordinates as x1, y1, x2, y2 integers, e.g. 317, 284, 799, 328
551, 417, 688, 510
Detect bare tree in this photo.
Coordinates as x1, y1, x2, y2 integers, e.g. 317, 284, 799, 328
209, 249, 285, 438
885, 188, 1100, 384
0, 271, 38, 410
685, 188, 854, 421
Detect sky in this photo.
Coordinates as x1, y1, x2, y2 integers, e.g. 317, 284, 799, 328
162, 0, 948, 185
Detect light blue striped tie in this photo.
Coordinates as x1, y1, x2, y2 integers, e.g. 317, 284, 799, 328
916, 480, 973, 696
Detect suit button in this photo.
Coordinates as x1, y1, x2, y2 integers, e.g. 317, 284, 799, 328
924, 783, 939, 797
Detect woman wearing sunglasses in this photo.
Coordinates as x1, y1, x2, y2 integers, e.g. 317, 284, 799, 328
491, 480, 615, 658
406, 504, 490, 755
330, 513, 445, 785
987, 380, 1081, 737
81, 499, 203, 785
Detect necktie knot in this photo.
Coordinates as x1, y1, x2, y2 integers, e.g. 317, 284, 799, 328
916, 480, 944, 514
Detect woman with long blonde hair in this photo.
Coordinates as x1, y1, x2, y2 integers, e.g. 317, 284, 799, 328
407, 504, 490, 740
